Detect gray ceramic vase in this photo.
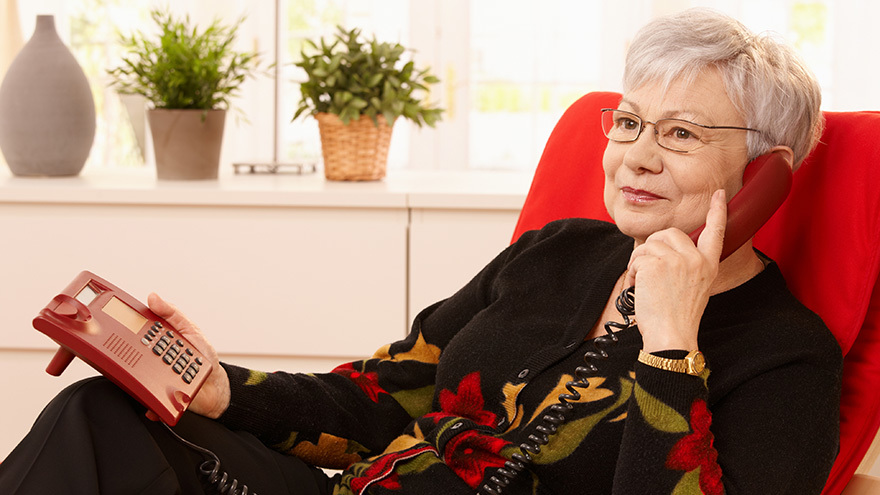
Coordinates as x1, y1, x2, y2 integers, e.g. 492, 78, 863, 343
0, 15, 96, 176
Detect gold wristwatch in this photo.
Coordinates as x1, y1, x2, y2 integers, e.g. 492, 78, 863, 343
638, 349, 706, 375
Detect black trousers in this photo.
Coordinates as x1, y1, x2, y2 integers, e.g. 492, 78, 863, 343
0, 377, 337, 494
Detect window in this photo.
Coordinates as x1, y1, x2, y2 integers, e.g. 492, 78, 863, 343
10, 0, 278, 172
5, 0, 879, 175
276, 0, 410, 169
466, 0, 603, 170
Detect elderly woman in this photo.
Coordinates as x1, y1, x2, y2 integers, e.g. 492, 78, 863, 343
0, 8, 840, 495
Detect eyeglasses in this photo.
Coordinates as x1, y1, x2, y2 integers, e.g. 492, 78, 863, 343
600, 108, 762, 153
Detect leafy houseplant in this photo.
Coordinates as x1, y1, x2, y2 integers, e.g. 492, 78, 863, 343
294, 26, 442, 181
108, 10, 260, 179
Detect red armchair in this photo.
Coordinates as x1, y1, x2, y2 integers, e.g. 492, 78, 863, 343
512, 92, 880, 494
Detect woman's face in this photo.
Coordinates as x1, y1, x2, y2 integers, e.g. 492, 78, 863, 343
602, 67, 752, 244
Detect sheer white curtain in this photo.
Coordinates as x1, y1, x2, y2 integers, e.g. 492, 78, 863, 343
0, 0, 22, 80
0, 0, 23, 168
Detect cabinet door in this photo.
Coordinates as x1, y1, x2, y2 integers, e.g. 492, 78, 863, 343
408, 208, 519, 324
0, 203, 409, 357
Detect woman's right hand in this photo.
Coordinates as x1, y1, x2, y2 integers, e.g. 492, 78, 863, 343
147, 293, 231, 420
623, 189, 727, 353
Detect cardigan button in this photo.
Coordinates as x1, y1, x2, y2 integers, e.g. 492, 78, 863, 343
517, 369, 529, 379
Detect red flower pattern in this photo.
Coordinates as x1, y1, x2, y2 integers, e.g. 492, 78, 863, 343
443, 430, 510, 489
665, 399, 724, 495
332, 363, 389, 403
349, 446, 435, 493
427, 372, 497, 427
375, 473, 401, 490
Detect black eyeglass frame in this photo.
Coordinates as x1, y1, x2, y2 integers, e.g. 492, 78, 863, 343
600, 108, 763, 153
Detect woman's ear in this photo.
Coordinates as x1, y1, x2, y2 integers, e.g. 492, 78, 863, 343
765, 145, 795, 171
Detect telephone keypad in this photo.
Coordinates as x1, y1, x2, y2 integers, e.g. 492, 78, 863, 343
182, 363, 200, 384
144, 323, 204, 384
173, 356, 190, 375
163, 346, 179, 363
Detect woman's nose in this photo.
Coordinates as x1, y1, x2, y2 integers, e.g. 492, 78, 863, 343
622, 125, 663, 173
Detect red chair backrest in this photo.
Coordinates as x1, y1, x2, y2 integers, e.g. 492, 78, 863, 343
512, 92, 880, 494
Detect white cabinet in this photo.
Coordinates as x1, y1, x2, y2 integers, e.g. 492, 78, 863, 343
408, 208, 520, 323
0, 168, 530, 459
0, 203, 410, 357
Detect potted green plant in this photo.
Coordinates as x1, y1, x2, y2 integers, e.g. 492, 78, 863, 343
108, 9, 260, 180
293, 26, 443, 181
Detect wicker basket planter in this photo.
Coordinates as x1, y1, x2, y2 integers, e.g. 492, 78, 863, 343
316, 113, 394, 181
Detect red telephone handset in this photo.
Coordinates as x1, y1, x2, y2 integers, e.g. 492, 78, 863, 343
33, 272, 213, 425
688, 150, 793, 261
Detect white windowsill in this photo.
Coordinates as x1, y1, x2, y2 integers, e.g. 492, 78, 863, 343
0, 167, 533, 211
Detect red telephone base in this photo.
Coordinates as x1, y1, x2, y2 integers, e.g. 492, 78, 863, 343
46, 348, 75, 376
34, 271, 213, 426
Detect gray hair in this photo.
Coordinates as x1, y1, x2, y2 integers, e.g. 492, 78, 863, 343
623, 8, 823, 168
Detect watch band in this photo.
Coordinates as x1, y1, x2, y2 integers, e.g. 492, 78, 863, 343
638, 349, 706, 375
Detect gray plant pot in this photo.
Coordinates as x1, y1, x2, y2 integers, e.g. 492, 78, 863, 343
148, 109, 226, 180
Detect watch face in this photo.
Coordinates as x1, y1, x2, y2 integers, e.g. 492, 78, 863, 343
691, 352, 706, 372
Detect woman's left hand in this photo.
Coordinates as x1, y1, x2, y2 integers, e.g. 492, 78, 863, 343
146, 293, 231, 420
624, 189, 727, 353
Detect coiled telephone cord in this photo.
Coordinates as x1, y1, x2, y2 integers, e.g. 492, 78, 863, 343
163, 423, 257, 495
480, 286, 636, 495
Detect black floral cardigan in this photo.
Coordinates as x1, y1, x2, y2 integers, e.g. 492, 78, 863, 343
218, 219, 842, 494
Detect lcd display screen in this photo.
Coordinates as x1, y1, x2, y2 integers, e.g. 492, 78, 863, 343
102, 296, 148, 334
